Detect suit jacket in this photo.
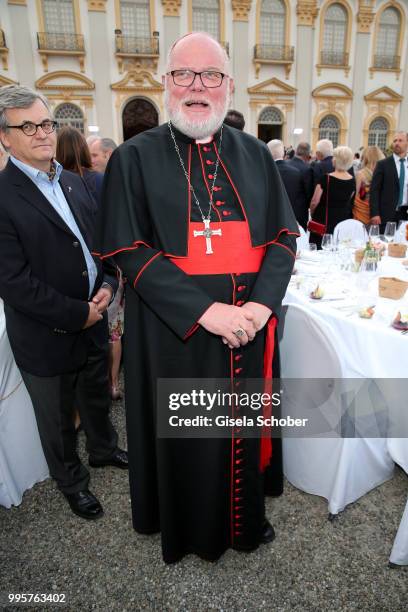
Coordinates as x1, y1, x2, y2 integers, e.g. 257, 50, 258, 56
370, 155, 403, 222
275, 160, 304, 228
0, 160, 117, 376
288, 156, 314, 229
312, 156, 334, 187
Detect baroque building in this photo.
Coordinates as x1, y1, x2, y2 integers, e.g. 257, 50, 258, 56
0, 0, 407, 151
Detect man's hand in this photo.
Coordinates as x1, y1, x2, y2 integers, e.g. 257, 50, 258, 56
198, 302, 257, 348
241, 302, 272, 332
370, 216, 381, 225
83, 302, 103, 329
92, 286, 113, 314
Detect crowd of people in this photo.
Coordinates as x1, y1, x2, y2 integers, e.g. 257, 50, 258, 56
0, 30, 407, 565
268, 131, 408, 243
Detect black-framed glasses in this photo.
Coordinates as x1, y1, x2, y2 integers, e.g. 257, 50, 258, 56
6, 120, 58, 136
167, 70, 227, 88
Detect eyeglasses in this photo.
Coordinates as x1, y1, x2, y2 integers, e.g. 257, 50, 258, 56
167, 70, 227, 88
6, 120, 58, 136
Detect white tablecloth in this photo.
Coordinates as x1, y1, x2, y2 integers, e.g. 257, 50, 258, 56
281, 252, 408, 563
0, 301, 48, 507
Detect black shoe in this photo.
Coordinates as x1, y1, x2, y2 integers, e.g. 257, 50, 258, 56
64, 489, 103, 520
261, 518, 276, 544
89, 448, 128, 470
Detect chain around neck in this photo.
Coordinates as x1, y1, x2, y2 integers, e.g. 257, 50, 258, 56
168, 120, 224, 222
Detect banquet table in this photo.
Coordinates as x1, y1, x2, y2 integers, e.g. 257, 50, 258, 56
0, 300, 48, 508
280, 248, 408, 565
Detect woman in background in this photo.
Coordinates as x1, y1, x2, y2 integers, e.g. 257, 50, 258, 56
309, 146, 356, 248
353, 146, 385, 225
56, 128, 124, 402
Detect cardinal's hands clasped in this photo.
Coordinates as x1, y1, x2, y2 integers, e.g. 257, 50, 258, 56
198, 301, 272, 349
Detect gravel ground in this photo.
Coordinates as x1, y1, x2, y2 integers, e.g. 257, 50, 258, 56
1, 400, 407, 612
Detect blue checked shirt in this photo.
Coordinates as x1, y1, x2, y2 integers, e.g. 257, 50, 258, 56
10, 156, 97, 298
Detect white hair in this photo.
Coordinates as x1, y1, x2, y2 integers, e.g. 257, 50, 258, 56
333, 145, 353, 171
165, 31, 230, 74
316, 139, 334, 158
267, 139, 285, 160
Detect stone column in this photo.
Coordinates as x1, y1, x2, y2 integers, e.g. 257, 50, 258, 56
294, 1, 319, 143
231, 1, 252, 130
161, 1, 182, 59
86, 0, 115, 138
7, 0, 36, 88
349, 1, 375, 152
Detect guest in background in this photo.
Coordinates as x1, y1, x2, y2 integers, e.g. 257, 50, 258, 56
352, 152, 361, 173
312, 138, 334, 187
370, 131, 408, 232
89, 137, 117, 174
86, 135, 124, 400
56, 127, 103, 204
268, 139, 303, 227
223, 109, 245, 131
289, 142, 314, 230
309, 146, 356, 248
353, 146, 385, 225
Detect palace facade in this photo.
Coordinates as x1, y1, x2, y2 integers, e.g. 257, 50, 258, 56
0, 0, 407, 151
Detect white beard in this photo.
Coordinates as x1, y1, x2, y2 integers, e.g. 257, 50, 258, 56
165, 89, 231, 140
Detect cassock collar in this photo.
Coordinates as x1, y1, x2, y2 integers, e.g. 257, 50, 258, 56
169, 123, 223, 146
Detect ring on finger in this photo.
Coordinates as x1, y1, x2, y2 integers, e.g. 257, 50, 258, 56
233, 328, 246, 338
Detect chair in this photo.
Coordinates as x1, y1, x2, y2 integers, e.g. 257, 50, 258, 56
333, 219, 368, 245
279, 304, 394, 515
296, 224, 310, 252
0, 301, 48, 508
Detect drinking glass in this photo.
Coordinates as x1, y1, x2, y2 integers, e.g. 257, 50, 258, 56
321, 234, 333, 252
384, 222, 396, 244
368, 225, 380, 243
308, 243, 317, 252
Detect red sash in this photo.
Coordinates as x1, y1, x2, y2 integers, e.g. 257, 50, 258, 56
168, 221, 265, 275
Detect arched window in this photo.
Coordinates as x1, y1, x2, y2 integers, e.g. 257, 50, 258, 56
42, 0, 75, 34
318, 115, 340, 147
322, 3, 347, 65
192, 0, 220, 41
55, 103, 84, 133
120, 0, 151, 38
368, 117, 389, 151
374, 7, 401, 69
260, 0, 285, 48
259, 106, 283, 125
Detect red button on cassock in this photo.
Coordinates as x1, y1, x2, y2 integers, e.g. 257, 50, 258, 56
222, 210, 231, 216
236, 300, 245, 306
238, 285, 246, 291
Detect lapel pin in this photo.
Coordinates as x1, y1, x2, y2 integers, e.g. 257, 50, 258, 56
68, 186, 72, 192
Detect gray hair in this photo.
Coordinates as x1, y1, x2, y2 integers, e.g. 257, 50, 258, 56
0, 85, 51, 132
267, 139, 285, 161
165, 32, 230, 74
295, 141, 311, 158
333, 145, 353, 171
100, 137, 117, 153
316, 139, 333, 158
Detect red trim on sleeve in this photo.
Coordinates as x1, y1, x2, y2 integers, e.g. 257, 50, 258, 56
183, 323, 199, 340
132, 251, 162, 288
92, 240, 152, 260
270, 241, 297, 259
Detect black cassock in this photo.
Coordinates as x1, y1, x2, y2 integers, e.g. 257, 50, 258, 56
96, 123, 298, 563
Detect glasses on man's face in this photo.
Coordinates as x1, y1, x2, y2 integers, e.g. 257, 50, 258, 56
6, 119, 58, 136
167, 70, 226, 88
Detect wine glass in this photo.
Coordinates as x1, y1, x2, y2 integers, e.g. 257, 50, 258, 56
308, 243, 317, 252
321, 234, 333, 252
368, 225, 380, 243
384, 222, 397, 244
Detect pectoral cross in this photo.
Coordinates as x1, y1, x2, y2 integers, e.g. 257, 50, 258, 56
193, 218, 222, 255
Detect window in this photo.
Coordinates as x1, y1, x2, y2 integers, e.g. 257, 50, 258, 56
374, 7, 400, 69
192, 0, 219, 41
120, 0, 151, 38
322, 3, 347, 65
368, 117, 388, 151
260, 0, 285, 48
318, 115, 339, 147
55, 103, 84, 133
259, 107, 282, 124
42, 0, 75, 34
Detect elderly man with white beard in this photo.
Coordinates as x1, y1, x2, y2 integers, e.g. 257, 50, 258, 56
96, 32, 298, 564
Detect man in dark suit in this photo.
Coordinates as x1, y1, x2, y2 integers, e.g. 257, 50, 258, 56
288, 142, 314, 229
370, 131, 408, 231
0, 85, 127, 520
267, 139, 303, 227
312, 138, 334, 188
